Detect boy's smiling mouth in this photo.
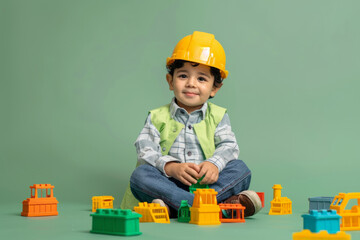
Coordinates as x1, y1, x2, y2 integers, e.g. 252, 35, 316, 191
183, 91, 199, 97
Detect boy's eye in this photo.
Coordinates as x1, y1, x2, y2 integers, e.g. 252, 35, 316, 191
198, 77, 207, 82
178, 74, 187, 79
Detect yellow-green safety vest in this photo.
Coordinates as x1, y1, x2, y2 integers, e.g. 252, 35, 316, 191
120, 102, 226, 210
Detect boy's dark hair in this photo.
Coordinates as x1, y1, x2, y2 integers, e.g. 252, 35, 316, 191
166, 60, 223, 99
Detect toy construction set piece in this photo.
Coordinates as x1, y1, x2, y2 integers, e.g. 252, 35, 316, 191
90, 209, 142, 236
308, 197, 334, 212
21, 184, 58, 217
134, 202, 170, 223
178, 200, 191, 223
189, 175, 209, 194
293, 230, 351, 240
330, 192, 360, 231
219, 203, 245, 223
92, 196, 114, 212
292, 209, 351, 240
269, 184, 292, 215
189, 189, 221, 225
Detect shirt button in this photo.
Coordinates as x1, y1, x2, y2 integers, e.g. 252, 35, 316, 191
162, 147, 166, 151
187, 151, 192, 156
188, 125, 192, 130
173, 128, 177, 132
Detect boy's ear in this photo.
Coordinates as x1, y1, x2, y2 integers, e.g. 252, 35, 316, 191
166, 74, 174, 91
210, 83, 223, 98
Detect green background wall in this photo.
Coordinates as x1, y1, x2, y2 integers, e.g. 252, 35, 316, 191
1, 0, 359, 209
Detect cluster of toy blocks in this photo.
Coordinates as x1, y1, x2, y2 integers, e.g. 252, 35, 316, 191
21, 183, 360, 239
292, 210, 351, 240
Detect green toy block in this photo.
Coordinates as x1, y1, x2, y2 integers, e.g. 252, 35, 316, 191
178, 200, 191, 222
90, 209, 142, 236
189, 175, 209, 193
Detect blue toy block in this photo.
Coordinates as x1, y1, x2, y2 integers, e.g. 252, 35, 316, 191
308, 197, 333, 212
302, 209, 341, 234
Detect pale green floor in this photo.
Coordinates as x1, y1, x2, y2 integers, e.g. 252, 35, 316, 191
1, 203, 359, 240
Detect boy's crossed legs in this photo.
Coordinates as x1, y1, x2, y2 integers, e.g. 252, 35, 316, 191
130, 160, 262, 218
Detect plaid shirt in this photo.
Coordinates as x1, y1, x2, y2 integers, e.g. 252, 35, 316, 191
134, 98, 239, 176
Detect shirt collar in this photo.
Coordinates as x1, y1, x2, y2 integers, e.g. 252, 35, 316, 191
170, 97, 208, 119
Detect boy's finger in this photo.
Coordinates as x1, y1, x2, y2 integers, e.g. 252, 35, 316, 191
183, 174, 198, 185
188, 163, 201, 172
186, 168, 200, 180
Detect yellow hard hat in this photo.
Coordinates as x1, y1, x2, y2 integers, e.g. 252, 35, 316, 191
166, 31, 228, 79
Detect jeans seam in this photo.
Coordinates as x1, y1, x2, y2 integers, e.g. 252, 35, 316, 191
216, 170, 251, 200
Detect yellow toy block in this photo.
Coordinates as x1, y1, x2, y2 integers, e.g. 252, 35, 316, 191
269, 184, 292, 215
330, 192, 360, 231
189, 189, 221, 225
92, 196, 114, 212
293, 230, 351, 240
133, 202, 170, 223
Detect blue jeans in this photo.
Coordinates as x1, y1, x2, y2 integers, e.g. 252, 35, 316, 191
130, 159, 251, 212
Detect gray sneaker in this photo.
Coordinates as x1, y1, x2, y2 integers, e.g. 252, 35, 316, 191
223, 190, 262, 217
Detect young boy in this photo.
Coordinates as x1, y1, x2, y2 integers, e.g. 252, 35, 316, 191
121, 31, 262, 217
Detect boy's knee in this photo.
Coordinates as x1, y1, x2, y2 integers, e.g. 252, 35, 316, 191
228, 159, 251, 175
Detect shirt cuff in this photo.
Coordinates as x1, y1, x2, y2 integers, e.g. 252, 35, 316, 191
156, 155, 180, 177
206, 155, 226, 172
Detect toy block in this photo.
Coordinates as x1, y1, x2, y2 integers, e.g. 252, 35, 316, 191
190, 189, 220, 225
293, 230, 351, 240
330, 192, 360, 231
219, 203, 245, 223
90, 209, 142, 236
178, 200, 191, 223
269, 184, 292, 215
309, 197, 334, 212
189, 175, 209, 193
21, 184, 58, 217
256, 192, 265, 208
92, 196, 114, 212
302, 210, 341, 234
134, 202, 170, 223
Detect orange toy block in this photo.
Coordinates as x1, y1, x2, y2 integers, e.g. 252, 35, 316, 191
269, 184, 292, 215
330, 192, 360, 231
21, 184, 58, 217
219, 203, 245, 223
92, 196, 114, 212
133, 202, 170, 223
293, 230, 351, 240
189, 189, 221, 225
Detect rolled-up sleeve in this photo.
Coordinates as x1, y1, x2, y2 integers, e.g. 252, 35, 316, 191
206, 113, 240, 172
134, 114, 179, 176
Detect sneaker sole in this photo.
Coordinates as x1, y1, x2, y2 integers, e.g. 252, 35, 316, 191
240, 190, 262, 215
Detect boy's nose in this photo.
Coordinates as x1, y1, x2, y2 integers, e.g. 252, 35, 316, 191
186, 77, 196, 87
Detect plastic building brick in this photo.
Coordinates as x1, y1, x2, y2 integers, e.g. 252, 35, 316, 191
309, 197, 334, 212
178, 200, 191, 223
134, 202, 170, 223
219, 203, 245, 223
189, 189, 221, 225
302, 210, 341, 234
293, 230, 351, 240
21, 184, 58, 217
269, 184, 292, 215
90, 209, 142, 236
256, 192, 265, 208
330, 192, 360, 231
92, 196, 114, 212
189, 175, 209, 194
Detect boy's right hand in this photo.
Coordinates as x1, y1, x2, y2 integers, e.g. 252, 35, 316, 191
164, 162, 200, 186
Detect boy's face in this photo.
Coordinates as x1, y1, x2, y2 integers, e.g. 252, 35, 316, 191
166, 62, 222, 113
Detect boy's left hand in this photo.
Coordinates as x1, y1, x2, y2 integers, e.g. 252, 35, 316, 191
198, 161, 219, 185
